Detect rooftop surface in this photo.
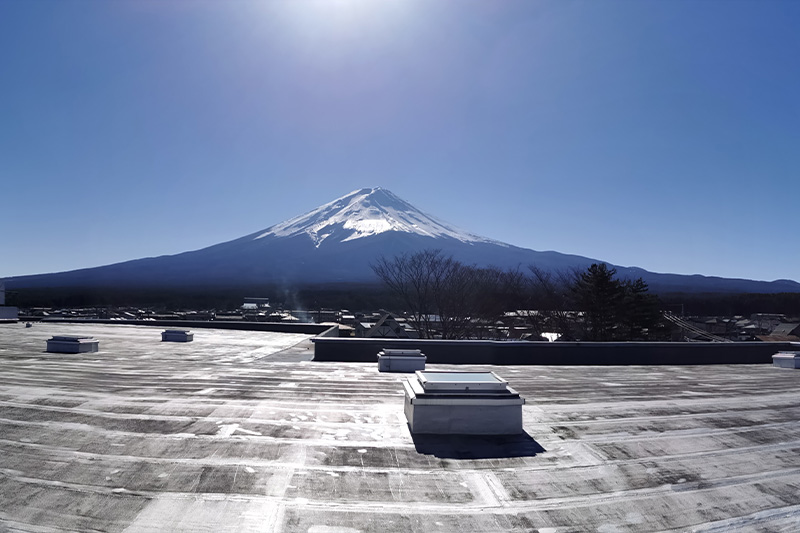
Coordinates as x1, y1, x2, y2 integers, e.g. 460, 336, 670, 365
1, 323, 799, 532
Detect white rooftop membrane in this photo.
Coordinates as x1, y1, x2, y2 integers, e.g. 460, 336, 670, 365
3, 323, 800, 532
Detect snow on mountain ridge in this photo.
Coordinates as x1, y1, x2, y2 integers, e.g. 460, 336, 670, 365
254, 187, 501, 247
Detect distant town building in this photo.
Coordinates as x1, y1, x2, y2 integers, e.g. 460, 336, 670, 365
356, 313, 418, 338
758, 323, 800, 342
243, 297, 271, 309
751, 313, 786, 332
241, 297, 271, 320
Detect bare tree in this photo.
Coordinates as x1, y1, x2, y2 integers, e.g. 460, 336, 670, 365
468, 267, 528, 339
524, 266, 579, 340
371, 249, 451, 338
372, 250, 524, 339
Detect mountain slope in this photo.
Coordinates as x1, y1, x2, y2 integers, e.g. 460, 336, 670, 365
6, 188, 800, 294
251, 187, 501, 246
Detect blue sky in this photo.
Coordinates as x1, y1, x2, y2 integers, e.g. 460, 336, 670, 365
2, 0, 798, 282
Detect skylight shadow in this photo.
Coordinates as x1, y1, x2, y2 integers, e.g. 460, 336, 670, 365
409, 429, 545, 459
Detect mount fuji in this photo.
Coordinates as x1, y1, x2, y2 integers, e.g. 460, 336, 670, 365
7, 187, 800, 294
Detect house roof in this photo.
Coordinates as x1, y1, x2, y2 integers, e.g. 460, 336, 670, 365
772, 323, 800, 336
756, 334, 800, 342
757, 323, 800, 342
365, 313, 410, 338
2, 323, 800, 532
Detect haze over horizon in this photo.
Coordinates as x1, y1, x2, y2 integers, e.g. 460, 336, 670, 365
2, 1, 798, 283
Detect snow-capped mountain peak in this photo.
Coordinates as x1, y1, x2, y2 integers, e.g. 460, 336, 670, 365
254, 187, 499, 247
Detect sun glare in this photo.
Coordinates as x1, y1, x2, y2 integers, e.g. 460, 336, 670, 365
272, 0, 412, 35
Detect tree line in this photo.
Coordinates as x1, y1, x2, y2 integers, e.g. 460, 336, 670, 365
372, 249, 666, 341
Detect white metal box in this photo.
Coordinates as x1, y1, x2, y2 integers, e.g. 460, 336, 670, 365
773, 352, 800, 369
403, 371, 524, 434
46, 335, 100, 354
162, 330, 194, 342
378, 349, 425, 372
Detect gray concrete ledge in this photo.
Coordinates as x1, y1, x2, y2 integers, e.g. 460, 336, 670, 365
312, 338, 800, 365
34, 318, 329, 335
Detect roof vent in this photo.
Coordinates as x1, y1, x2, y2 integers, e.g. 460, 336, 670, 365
162, 330, 194, 342
773, 351, 800, 369
378, 349, 425, 372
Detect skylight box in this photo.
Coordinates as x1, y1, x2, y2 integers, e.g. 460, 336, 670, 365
403, 371, 524, 435
46, 335, 99, 353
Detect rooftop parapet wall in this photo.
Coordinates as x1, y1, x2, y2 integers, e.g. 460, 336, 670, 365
30, 318, 329, 335
312, 338, 800, 365
0, 306, 19, 322
316, 325, 341, 338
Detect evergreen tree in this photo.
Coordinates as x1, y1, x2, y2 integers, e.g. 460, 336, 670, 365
569, 263, 663, 341
619, 277, 662, 340
572, 263, 623, 340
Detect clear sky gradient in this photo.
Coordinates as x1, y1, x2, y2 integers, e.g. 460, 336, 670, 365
2, 0, 798, 282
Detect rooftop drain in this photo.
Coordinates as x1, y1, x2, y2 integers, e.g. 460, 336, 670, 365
378, 348, 425, 372
162, 329, 194, 342
773, 352, 800, 369
403, 370, 524, 435
46, 335, 99, 354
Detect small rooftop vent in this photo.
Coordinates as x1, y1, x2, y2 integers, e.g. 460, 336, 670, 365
377, 348, 425, 372
162, 330, 194, 342
773, 351, 800, 369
